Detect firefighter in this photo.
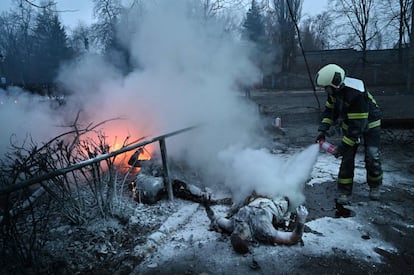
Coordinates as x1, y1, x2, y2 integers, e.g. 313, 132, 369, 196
203, 194, 308, 254
315, 64, 383, 204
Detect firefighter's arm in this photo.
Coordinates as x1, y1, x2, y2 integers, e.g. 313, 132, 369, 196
271, 205, 308, 245
318, 95, 336, 133
316, 95, 336, 142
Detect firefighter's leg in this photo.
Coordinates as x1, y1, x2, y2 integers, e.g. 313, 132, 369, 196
364, 128, 383, 199
337, 145, 358, 198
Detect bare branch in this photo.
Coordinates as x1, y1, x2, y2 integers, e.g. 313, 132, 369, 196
22, 0, 56, 9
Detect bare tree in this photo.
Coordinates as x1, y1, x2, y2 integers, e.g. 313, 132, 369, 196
199, 0, 225, 18
91, 0, 122, 52
69, 23, 92, 54
331, 0, 382, 65
300, 12, 332, 50
408, 1, 414, 93
397, 0, 412, 48
265, 0, 303, 72
380, 0, 412, 59
192, 0, 245, 19
193, 0, 246, 33
380, 0, 413, 91
311, 12, 333, 49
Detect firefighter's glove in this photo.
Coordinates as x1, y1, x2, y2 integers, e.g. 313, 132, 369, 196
315, 131, 326, 143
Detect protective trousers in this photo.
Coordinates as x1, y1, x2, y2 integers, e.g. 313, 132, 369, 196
338, 127, 382, 194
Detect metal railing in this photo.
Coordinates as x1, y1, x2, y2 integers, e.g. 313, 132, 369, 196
0, 125, 198, 200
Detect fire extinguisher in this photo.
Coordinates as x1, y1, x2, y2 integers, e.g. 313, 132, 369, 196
318, 139, 337, 155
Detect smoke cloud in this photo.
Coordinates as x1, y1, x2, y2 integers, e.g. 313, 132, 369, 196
218, 144, 319, 207
0, 86, 64, 156
1, 0, 318, 207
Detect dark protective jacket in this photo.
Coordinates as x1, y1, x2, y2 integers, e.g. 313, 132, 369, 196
318, 77, 381, 150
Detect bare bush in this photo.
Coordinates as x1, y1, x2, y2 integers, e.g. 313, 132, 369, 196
0, 114, 140, 272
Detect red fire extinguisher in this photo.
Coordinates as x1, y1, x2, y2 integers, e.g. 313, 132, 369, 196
318, 140, 337, 155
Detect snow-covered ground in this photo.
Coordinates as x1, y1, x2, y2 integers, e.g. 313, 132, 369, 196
131, 144, 414, 274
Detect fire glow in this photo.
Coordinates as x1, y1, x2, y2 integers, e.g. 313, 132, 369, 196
84, 122, 154, 171
112, 141, 153, 171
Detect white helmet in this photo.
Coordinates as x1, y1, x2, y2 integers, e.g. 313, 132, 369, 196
315, 64, 345, 89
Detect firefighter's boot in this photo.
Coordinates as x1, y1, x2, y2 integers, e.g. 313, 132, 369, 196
369, 187, 380, 201
337, 193, 351, 205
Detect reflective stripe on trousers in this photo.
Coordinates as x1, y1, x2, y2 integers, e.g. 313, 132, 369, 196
338, 127, 382, 193
364, 127, 383, 188
338, 145, 358, 194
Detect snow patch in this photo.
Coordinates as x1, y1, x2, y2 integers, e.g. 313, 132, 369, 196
134, 202, 200, 258
303, 216, 396, 263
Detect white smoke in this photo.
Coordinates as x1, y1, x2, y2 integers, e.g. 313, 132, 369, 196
1, 0, 318, 206
58, 0, 320, 206
58, 0, 265, 173
0, 86, 63, 156
219, 144, 320, 207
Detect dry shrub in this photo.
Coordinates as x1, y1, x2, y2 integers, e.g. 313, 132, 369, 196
0, 114, 139, 272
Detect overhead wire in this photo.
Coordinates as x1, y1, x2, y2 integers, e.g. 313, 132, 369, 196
285, 0, 321, 112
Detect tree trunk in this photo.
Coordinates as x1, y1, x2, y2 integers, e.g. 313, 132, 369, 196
408, 2, 414, 93
398, 0, 404, 64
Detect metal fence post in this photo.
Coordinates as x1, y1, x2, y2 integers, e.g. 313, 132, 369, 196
159, 138, 174, 201
0, 126, 197, 196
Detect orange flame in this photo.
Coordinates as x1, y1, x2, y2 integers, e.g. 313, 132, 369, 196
112, 143, 154, 173
83, 122, 155, 172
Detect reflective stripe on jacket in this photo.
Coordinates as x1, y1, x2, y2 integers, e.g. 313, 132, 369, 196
318, 77, 382, 148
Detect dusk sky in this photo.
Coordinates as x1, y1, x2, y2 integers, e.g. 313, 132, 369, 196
0, 0, 329, 30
